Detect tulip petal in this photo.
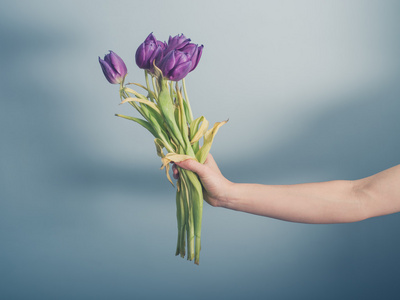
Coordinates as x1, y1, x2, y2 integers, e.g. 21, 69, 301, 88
190, 45, 203, 72
181, 43, 197, 56
136, 33, 165, 70
174, 50, 191, 64
157, 40, 167, 50
145, 32, 157, 44
169, 60, 192, 81
99, 57, 118, 84
149, 46, 163, 68
166, 34, 191, 53
135, 43, 147, 69
159, 50, 176, 76
103, 52, 112, 65
109, 51, 127, 76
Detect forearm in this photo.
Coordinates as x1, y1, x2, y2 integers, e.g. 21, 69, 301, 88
221, 180, 367, 224
177, 155, 400, 223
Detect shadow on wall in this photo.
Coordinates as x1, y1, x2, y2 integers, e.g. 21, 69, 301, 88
0, 16, 79, 200
227, 78, 400, 184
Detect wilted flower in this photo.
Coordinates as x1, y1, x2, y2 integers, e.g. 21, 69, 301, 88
158, 50, 193, 81
99, 51, 127, 84
135, 33, 165, 70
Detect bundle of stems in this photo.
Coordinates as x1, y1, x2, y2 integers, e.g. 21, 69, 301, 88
116, 67, 226, 264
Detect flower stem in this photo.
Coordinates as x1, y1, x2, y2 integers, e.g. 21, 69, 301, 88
152, 76, 159, 99
144, 70, 150, 91
182, 78, 193, 122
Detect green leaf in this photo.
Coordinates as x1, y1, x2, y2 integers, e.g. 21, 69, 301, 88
115, 114, 157, 137
182, 96, 192, 124
120, 97, 161, 115
158, 82, 186, 148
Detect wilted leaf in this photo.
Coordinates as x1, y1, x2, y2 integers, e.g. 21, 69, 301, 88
196, 120, 228, 164
120, 97, 161, 115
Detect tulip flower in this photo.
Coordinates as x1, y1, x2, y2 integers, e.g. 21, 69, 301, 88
99, 51, 127, 84
180, 43, 204, 72
164, 33, 191, 53
159, 49, 193, 81
135, 33, 165, 70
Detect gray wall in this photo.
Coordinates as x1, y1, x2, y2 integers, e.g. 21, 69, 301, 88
1, 0, 400, 299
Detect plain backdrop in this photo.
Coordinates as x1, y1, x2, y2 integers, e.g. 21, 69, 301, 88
1, 0, 400, 299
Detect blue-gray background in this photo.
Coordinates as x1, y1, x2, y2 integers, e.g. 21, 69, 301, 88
1, 0, 400, 299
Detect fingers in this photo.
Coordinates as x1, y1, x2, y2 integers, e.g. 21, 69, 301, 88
204, 154, 222, 176
172, 163, 179, 179
174, 153, 221, 180
175, 158, 208, 178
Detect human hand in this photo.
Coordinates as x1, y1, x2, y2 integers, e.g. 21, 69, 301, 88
173, 154, 232, 207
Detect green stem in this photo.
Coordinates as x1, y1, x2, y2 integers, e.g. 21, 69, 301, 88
152, 76, 159, 98
181, 170, 195, 261
183, 170, 203, 265
175, 182, 186, 257
182, 78, 193, 122
144, 70, 150, 91
169, 81, 174, 103
145, 70, 157, 103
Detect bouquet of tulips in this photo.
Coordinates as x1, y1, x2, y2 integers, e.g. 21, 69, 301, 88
99, 33, 226, 264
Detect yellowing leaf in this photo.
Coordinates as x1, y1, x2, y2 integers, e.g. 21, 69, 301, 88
161, 153, 196, 169
120, 97, 161, 115
190, 116, 209, 144
164, 162, 174, 186
196, 120, 228, 164
154, 138, 165, 158
154, 138, 174, 186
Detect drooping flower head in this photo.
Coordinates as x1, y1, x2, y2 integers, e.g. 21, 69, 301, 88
135, 33, 165, 70
99, 51, 127, 84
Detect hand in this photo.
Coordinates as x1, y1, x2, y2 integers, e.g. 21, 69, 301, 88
173, 154, 232, 207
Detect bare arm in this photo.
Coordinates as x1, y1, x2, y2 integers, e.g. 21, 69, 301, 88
175, 156, 400, 224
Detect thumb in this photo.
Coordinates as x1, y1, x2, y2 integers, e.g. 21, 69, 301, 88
175, 159, 207, 178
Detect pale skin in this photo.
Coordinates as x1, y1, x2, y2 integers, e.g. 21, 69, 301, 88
174, 155, 400, 224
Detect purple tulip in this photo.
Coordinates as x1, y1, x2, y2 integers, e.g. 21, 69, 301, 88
180, 43, 204, 72
135, 33, 165, 70
99, 51, 127, 84
159, 50, 193, 81
164, 33, 191, 53
134, 32, 204, 80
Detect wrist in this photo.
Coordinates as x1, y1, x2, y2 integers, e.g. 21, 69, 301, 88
217, 182, 264, 215
217, 180, 239, 209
